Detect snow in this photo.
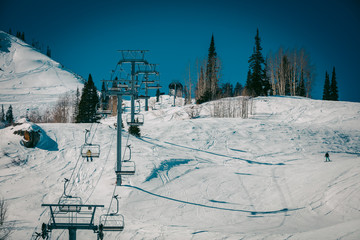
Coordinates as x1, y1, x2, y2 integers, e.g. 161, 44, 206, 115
1, 95, 360, 240
0, 31, 83, 118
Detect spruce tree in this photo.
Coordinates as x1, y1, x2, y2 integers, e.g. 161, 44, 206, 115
0, 104, 4, 122
156, 89, 161, 102
202, 34, 219, 101
247, 29, 267, 96
330, 67, 338, 101
5, 105, 14, 125
297, 69, 306, 97
322, 71, 331, 100
76, 74, 99, 123
234, 82, 243, 96
46, 46, 51, 58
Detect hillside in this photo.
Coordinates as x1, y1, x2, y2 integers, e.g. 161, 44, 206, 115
0, 96, 359, 239
0, 31, 83, 118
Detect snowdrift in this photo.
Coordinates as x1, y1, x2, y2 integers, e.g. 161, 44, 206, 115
1, 96, 360, 240
0, 31, 83, 118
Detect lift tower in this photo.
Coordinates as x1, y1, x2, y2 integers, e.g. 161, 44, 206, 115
102, 50, 151, 186
136, 63, 159, 111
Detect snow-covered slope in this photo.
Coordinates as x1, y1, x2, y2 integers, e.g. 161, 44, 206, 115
1, 96, 360, 240
0, 31, 83, 118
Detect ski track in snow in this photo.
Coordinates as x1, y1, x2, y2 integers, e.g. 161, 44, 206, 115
1, 96, 360, 239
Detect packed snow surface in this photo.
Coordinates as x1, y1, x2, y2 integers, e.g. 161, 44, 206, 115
1, 96, 360, 240
0, 31, 83, 117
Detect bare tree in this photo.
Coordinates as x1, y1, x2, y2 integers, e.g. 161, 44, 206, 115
266, 47, 315, 97
52, 93, 74, 123
0, 198, 12, 240
210, 97, 250, 119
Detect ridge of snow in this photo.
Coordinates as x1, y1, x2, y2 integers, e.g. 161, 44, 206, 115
0, 31, 84, 118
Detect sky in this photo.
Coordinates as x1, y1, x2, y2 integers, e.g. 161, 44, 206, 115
1, 0, 360, 102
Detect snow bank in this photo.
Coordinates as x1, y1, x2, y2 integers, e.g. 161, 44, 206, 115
0, 31, 84, 118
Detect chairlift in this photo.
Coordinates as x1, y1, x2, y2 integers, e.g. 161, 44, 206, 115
142, 79, 155, 84
81, 129, 100, 158
58, 178, 83, 212
58, 196, 83, 212
116, 161, 135, 175
126, 113, 144, 126
123, 145, 131, 162
99, 195, 124, 232
97, 109, 112, 115
81, 144, 100, 158
147, 84, 161, 89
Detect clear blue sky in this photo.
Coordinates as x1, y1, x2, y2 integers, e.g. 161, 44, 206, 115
1, 0, 359, 102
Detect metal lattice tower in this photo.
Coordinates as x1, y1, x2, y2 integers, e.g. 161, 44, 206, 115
102, 50, 160, 186
136, 63, 160, 111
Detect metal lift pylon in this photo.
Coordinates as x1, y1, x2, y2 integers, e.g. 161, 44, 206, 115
41, 203, 104, 240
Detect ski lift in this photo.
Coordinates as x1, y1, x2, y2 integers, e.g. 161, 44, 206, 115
99, 195, 124, 232
97, 109, 112, 115
115, 145, 135, 175
58, 178, 83, 212
117, 161, 135, 175
58, 196, 83, 212
81, 144, 100, 158
81, 129, 100, 158
126, 113, 144, 126
143, 79, 155, 84
123, 145, 131, 161
147, 84, 161, 89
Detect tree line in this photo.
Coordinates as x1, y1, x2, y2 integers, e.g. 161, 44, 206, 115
186, 29, 338, 103
7, 28, 52, 58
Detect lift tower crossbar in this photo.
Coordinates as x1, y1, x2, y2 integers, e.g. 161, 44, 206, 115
41, 203, 104, 240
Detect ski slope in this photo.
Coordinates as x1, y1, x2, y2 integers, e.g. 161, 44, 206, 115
0, 31, 83, 118
0, 96, 360, 240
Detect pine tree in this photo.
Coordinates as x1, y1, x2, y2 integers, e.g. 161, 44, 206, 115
297, 69, 306, 97
5, 105, 14, 125
0, 105, 4, 122
156, 89, 161, 102
76, 74, 99, 123
200, 34, 219, 102
330, 66, 338, 101
322, 71, 331, 100
247, 29, 267, 96
46, 46, 51, 58
234, 82, 243, 96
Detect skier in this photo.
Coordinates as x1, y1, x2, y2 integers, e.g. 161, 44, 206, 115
86, 149, 93, 162
325, 152, 330, 162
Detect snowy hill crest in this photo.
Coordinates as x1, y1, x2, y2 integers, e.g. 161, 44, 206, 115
0, 31, 83, 117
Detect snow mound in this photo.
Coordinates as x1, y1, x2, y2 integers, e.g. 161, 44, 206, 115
0, 31, 84, 118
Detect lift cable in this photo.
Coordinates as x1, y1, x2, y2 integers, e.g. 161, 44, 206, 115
84, 131, 116, 204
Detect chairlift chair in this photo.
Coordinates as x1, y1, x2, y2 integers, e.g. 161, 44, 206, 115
97, 109, 112, 115
142, 79, 155, 84
99, 214, 124, 231
98, 195, 124, 232
58, 196, 83, 212
147, 84, 161, 89
126, 113, 144, 126
116, 161, 135, 175
81, 144, 100, 158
